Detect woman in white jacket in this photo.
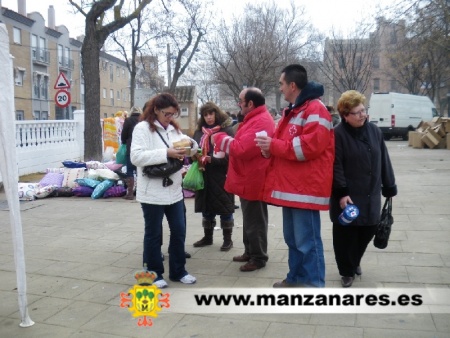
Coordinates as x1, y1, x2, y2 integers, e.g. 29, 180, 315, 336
131, 93, 198, 289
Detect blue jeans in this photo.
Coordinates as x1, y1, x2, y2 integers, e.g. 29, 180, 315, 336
282, 207, 325, 287
141, 200, 187, 281
202, 212, 233, 222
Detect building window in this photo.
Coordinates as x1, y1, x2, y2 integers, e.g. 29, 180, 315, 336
122, 68, 125, 77
15, 68, 25, 86
390, 79, 397, 91
373, 78, 380, 91
110, 65, 114, 82
110, 89, 114, 106
390, 30, 397, 44
13, 27, 21, 44
117, 90, 120, 100
104, 113, 108, 118
372, 56, 380, 69
16, 110, 24, 120
103, 88, 106, 99
34, 74, 41, 98
58, 44, 63, 65
180, 107, 188, 117
31, 34, 37, 60
33, 110, 41, 120
117, 66, 120, 77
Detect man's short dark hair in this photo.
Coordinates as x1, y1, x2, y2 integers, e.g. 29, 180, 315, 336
281, 64, 308, 90
244, 88, 265, 107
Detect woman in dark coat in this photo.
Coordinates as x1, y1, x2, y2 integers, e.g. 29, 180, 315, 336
192, 102, 235, 251
120, 106, 142, 199
330, 90, 397, 287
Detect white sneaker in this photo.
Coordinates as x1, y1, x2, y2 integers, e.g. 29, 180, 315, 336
179, 274, 196, 284
153, 279, 168, 289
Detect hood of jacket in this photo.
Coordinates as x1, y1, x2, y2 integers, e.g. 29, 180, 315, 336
289, 81, 324, 112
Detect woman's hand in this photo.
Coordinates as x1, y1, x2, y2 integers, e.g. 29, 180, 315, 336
339, 196, 353, 209
167, 147, 187, 161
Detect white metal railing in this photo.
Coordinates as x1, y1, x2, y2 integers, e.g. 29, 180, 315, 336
15, 120, 77, 148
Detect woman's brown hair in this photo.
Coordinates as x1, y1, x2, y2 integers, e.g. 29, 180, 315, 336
196, 101, 230, 130
140, 93, 181, 132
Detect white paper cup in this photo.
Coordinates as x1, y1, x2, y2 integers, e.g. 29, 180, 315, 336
255, 131, 267, 137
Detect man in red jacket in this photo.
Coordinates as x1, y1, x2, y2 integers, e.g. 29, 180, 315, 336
213, 87, 275, 271
256, 64, 335, 287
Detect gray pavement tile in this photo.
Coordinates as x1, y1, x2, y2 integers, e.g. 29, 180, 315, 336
363, 327, 450, 338
376, 252, 444, 267
0, 317, 77, 338
314, 325, 363, 338
431, 313, 450, 333
44, 300, 109, 329
406, 266, 450, 284
24, 296, 73, 322
309, 313, 356, 326
264, 322, 316, 338
400, 240, 450, 255
355, 313, 436, 331
80, 305, 184, 337
163, 314, 270, 338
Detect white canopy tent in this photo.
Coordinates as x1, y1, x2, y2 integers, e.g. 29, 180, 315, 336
0, 23, 34, 328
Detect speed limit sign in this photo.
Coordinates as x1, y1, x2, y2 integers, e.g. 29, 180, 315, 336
55, 89, 71, 108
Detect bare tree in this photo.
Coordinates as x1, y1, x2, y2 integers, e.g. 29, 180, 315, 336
388, 0, 450, 113
161, 0, 209, 93
207, 1, 322, 110
68, 0, 152, 161
109, 1, 166, 107
320, 24, 377, 95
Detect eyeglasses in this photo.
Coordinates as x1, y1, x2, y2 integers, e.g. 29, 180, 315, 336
160, 110, 179, 118
348, 108, 367, 117
237, 99, 246, 106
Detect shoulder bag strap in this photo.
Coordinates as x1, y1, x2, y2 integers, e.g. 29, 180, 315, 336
155, 129, 170, 148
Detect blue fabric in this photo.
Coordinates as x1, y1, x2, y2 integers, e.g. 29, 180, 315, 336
141, 200, 187, 281
282, 207, 325, 287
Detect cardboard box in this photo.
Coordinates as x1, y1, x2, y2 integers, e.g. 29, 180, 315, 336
433, 124, 446, 137
427, 127, 442, 142
416, 121, 433, 132
437, 136, 447, 149
431, 117, 442, 124
410, 131, 425, 148
441, 118, 450, 133
421, 132, 440, 149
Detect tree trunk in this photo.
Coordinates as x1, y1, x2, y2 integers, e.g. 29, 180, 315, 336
81, 33, 103, 162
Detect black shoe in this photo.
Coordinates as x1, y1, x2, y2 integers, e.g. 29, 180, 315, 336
341, 276, 354, 288
234, 205, 239, 209
185, 252, 191, 259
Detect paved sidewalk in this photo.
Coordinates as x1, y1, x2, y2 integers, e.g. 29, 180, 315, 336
0, 141, 449, 337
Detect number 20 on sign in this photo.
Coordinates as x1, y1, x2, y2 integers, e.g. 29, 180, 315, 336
55, 89, 71, 108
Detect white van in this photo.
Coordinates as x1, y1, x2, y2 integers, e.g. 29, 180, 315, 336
368, 92, 439, 140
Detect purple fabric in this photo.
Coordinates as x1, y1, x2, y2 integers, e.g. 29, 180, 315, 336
39, 172, 64, 187
73, 186, 94, 197
103, 185, 126, 198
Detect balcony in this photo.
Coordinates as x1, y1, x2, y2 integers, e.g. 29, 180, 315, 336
32, 48, 50, 65
59, 56, 75, 70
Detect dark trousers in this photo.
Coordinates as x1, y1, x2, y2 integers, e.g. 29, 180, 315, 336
332, 223, 377, 277
240, 197, 268, 266
141, 200, 187, 281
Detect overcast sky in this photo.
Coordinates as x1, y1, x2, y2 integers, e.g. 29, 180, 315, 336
1, 0, 393, 37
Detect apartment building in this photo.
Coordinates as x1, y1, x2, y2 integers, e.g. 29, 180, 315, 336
0, 1, 131, 120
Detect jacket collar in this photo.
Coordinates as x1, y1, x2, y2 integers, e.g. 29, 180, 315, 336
243, 105, 267, 122
287, 81, 324, 113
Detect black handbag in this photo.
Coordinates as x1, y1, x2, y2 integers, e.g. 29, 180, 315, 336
142, 129, 183, 178
373, 197, 393, 249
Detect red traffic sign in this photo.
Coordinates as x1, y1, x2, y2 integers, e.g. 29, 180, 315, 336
54, 72, 71, 89
55, 89, 71, 108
